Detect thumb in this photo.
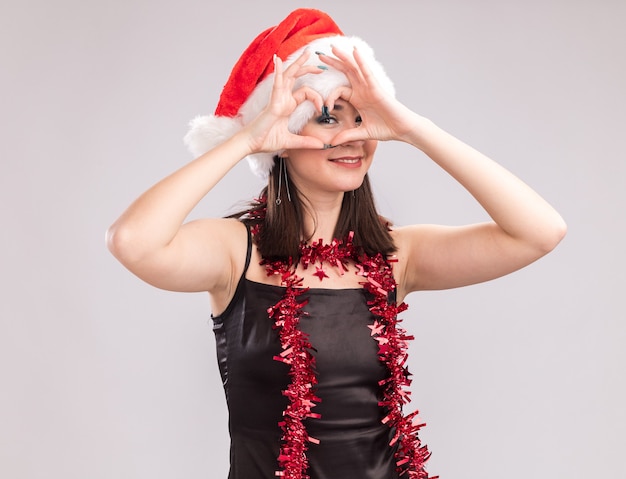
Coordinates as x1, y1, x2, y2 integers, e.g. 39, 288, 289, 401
329, 128, 367, 147
288, 133, 325, 150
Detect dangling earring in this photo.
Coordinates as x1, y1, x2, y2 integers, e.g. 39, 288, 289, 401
276, 157, 292, 206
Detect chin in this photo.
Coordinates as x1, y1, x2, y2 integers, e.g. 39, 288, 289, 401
338, 178, 366, 192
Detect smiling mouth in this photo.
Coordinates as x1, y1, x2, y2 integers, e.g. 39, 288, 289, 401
331, 157, 361, 164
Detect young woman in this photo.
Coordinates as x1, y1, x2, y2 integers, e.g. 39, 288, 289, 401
106, 8, 566, 479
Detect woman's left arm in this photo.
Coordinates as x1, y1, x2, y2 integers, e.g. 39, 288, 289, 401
392, 114, 567, 293
319, 46, 567, 294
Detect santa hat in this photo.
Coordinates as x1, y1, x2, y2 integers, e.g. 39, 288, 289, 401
184, 8, 395, 179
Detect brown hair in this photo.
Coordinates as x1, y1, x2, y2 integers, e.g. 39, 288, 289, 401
229, 156, 396, 260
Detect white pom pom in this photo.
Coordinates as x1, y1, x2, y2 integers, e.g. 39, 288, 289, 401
183, 115, 242, 158
246, 152, 276, 180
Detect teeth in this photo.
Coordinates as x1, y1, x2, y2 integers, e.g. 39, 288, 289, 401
334, 158, 359, 164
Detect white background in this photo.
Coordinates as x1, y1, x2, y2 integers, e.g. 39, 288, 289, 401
1, 0, 624, 478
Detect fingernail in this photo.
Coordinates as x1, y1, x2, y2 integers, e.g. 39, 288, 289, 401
321, 105, 329, 116
317, 65, 328, 70
315, 51, 325, 56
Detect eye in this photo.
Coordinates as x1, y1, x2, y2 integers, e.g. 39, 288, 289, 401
355, 115, 362, 125
316, 114, 337, 125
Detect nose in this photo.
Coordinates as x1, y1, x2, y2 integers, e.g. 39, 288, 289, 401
333, 124, 364, 146
339, 135, 365, 148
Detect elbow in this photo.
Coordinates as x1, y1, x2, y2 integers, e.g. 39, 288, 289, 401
105, 222, 145, 265
537, 215, 568, 255
105, 222, 126, 260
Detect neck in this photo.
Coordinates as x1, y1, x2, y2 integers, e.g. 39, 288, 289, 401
300, 191, 345, 243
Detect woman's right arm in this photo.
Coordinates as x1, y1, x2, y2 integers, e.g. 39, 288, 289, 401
106, 52, 325, 294
106, 135, 254, 293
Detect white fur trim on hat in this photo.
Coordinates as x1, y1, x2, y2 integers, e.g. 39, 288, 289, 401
184, 35, 395, 179
183, 115, 242, 159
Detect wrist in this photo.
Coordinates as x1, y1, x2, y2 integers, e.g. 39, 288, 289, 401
228, 129, 259, 158
398, 114, 439, 149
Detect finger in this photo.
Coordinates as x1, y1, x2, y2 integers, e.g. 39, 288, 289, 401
292, 86, 324, 112
335, 46, 368, 86
293, 65, 325, 78
283, 49, 311, 77
325, 86, 353, 111
279, 51, 325, 91
289, 134, 325, 150
329, 127, 369, 147
329, 45, 356, 65
318, 46, 361, 79
352, 46, 378, 86
272, 54, 284, 88
316, 46, 353, 66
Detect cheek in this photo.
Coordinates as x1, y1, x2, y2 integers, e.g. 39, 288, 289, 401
285, 150, 325, 173
365, 140, 378, 157
300, 127, 334, 143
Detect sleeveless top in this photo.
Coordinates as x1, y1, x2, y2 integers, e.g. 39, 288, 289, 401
211, 226, 403, 479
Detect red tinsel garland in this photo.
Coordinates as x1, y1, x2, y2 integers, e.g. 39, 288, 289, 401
264, 256, 319, 479
250, 204, 434, 479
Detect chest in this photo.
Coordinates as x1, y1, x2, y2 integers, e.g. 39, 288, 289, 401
245, 246, 375, 289
213, 282, 389, 428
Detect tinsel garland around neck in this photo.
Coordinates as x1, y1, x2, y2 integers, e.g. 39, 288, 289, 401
247, 203, 435, 479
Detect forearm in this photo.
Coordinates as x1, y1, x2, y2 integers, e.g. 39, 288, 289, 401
106, 133, 252, 262
107, 52, 328, 267
402, 115, 566, 251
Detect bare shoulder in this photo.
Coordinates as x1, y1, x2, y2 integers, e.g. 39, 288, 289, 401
389, 225, 426, 300
196, 217, 250, 314
177, 216, 248, 262
185, 216, 248, 242
184, 216, 250, 284
390, 224, 440, 253
127, 216, 249, 295
389, 224, 429, 260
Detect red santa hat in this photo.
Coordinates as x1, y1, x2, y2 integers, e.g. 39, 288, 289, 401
184, 8, 395, 179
